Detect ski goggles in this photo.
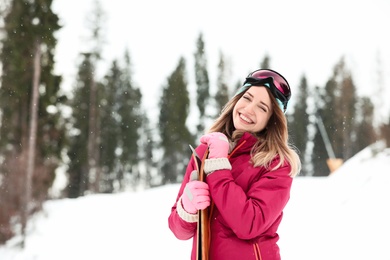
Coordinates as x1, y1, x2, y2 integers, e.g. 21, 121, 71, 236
235, 69, 291, 113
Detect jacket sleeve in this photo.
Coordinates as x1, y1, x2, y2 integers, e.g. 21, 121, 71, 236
168, 144, 208, 240
206, 161, 292, 240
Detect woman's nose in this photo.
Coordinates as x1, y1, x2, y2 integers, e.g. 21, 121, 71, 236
244, 102, 255, 114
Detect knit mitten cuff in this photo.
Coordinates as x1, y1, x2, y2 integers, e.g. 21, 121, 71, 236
176, 197, 198, 223
204, 158, 232, 175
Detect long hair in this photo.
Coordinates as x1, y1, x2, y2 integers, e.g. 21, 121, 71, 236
208, 87, 301, 177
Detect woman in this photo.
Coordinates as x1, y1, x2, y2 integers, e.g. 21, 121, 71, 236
168, 69, 301, 260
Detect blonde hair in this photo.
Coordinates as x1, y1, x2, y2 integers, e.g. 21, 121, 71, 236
208, 87, 301, 177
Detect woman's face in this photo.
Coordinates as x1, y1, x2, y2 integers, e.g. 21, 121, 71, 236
233, 86, 273, 133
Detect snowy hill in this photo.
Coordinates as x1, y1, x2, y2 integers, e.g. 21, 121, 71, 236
1, 142, 389, 260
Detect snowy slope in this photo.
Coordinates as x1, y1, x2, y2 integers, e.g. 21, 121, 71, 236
279, 141, 390, 259
1, 142, 389, 260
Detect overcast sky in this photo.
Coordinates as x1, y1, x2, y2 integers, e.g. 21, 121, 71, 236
52, 0, 390, 125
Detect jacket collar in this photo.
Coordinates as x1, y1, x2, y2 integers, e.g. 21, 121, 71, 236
229, 132, 258, 157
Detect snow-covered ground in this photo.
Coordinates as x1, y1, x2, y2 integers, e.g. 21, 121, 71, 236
1, 141, 389, 260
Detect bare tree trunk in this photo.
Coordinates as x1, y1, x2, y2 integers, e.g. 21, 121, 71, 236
21, 41, 41, 247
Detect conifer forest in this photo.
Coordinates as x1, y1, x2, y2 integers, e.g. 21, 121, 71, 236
0, 0, 389, 245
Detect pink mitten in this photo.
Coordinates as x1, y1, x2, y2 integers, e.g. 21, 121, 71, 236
200, 132, 229, 159
181, 171, 210, 214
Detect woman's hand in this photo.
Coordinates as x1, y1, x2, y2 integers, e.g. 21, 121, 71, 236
200, 132, 229, 159
181, 171, 210, 214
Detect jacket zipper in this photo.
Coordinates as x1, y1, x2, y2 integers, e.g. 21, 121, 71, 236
253, 242, 262, 260
228, 140, 246, 158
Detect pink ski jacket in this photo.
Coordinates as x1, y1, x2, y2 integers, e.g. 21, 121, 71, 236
168, 132, 293, 260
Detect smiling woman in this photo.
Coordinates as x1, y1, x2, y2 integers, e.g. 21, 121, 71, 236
168, 68, 301, 260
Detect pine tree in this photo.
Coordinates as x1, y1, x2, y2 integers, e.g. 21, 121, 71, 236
159, 57, 194, 184
320, 76, 338, 152
66, 0, 106, 196
139, 114, 156, 187
289, 75, 310, 175
85, 0, 105, 193
194, 32, 210, 136
354, 97, 377, 152
67, 54, 94, 198
310, 83, 331, 176
99, 60, 121, 193
0, 0, 63, 244
116, 50, 142, 189
327, 58, 358, 160
311, 84, 332, 176
339, 73, 357, 159
260, 54, 271, 69
311, 117, 330, 176
214, 50, 230, 114
99, 54, 142, 192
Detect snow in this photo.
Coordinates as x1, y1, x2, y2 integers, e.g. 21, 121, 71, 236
1, 141, 390, 260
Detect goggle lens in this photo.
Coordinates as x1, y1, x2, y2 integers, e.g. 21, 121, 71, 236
248, 69, 291, 99
242, 69, 291, 113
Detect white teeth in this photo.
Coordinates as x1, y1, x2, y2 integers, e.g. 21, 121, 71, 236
240, 114, 252, 123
